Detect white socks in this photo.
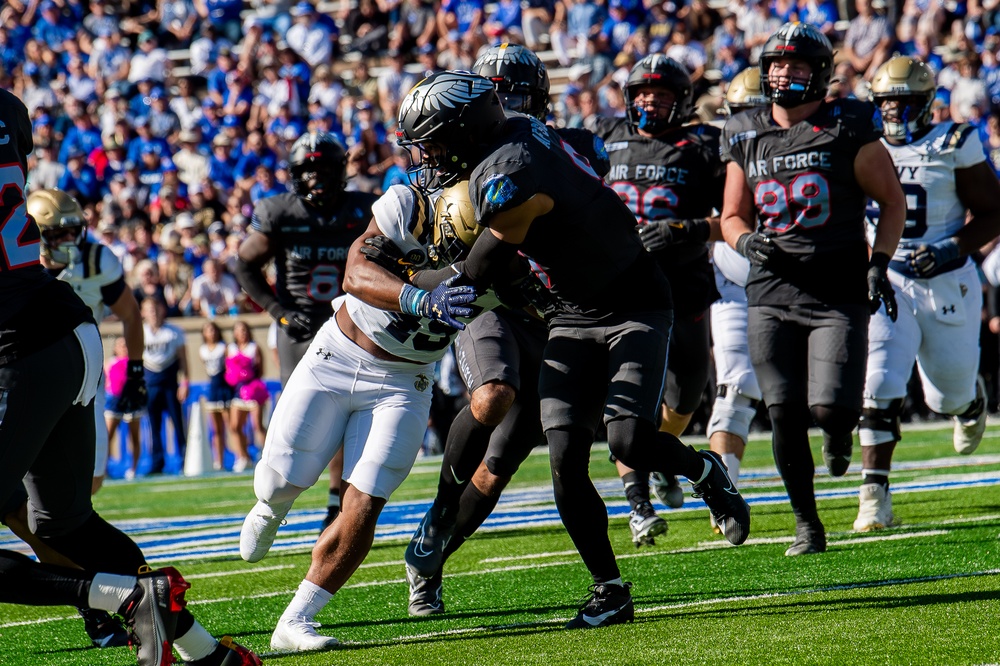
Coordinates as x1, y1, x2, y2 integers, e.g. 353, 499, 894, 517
174, 620, 217, 662
721, 453, 741, 487
282, 580, 334, 623
87, 573, 137, 613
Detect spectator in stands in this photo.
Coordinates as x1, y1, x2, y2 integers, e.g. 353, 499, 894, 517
841, 0, 894, 79
133, 258, 170, 311
249, 163, 286, 202
129, 30, 170, 84
951, 53, 989, 122
438, 0, 486, 51
416, 42, 442, 77
195, 0, 246, 44
347, 100, 393, 193
174, 129, 210, 187
741, 0, 781, 63
222, 68, 254, 123
141, 297, 190, 475
199, 320, 234, 471
377, 49, 417, 125
105, 337, 145, 480
287, 1, 338, 67
234, 131, 278, 190
59, 148, 100, 205
437, 30, 476, 70
84, 1, 119, 39
308, 64, 343, 115
158, 236, 195, 315
191, 257, 242, 317
226, 320, 267, 472
160, 0, 199, 48
28, 142, 64, 191
681, 0, 722, 42
64, 57, 97, 104
484, 0, 524, 44
391, 0, 438, 54
600, 0, 644, 57
798, 0, 839, 39
666, 20, 707, 87
149, 88, 182, 139
345, 0, 391, 56
522, 0, 555, 50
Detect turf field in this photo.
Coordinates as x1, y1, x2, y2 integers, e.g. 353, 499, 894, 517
3, 422, 1000, 665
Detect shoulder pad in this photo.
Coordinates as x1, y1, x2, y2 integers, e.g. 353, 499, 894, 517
944, 122, 976, 149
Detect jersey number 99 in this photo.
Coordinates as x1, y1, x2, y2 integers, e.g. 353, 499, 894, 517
754, 173, 831, 232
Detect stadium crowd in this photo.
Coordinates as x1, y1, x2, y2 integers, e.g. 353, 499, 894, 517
4, 0, 1000, 420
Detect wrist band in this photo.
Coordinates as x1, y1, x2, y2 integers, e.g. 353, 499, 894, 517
399, 283, 428, 317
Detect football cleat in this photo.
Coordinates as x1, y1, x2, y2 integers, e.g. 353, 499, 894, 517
691, 450, 751, 545
404, 501, 457, 578
270, 614, 339, 653
822, 431, 853, 477
118, 566, 190, 666
650, 472, 685, 508
565, 582, 634, 629
628, 501, 667, 548
79, 607, 130, 648
785, 520, 826, 556
319, 505, 340, 535
187, 636, 262, 666
406, 563, 445, 616
239, 500, 289, 563
853, 483, 896, 532
954, 375, 987, 455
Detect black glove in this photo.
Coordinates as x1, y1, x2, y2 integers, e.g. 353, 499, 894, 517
117, 361, 148, 414
638, 218, 711, 253
736, 232, 780, 268
360, 235, 413, 278
277, 309, 314, 342
907, 237, 962, 279
867, 252, 897, 321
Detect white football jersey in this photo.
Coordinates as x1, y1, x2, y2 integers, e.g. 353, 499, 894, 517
54, 242, 125, 322
866, 122, 985, 263
346, 185, 499, 364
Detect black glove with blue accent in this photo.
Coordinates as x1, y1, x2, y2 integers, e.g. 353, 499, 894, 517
867, 252, 897, 322
907, 237, 961, 278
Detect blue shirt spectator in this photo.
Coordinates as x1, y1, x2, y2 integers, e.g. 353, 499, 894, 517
58, 154, 100, 203
59, 118, 102, 164
441, 0, 486, 33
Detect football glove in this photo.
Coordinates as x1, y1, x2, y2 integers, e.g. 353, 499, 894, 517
360, 235, 415, 278
867, 252, 897, 322
117, 361, 148, 414
638, 218, 711, 253
907, 237, 962, 279
736, 232, 780, 268
400, 274, 477, 330
277, 309, 314, 342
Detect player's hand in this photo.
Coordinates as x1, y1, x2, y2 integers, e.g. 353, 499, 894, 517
417, 274, 477, 330
117, 361, 148, 414
736, 232, 780, 268
907, 238, 962, 279
360, 235, 412, 277
867, 252, 897, 321
639, 218, 711, 253
278, 310, 314, 342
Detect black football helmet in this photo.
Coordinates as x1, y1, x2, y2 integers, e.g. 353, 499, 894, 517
759, 22, 833, 108
624, 55, 693, 134
396, 71, 507, 190
287, 131, 348, 209
473, 43, 551, 120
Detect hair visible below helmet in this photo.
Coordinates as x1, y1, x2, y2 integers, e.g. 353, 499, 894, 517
870, 56, 936, 142
27, 188, 86, 265
759, 22, 834, 107
624, 54, 694, 134
473, 43, 551, 120
396, 71, 507, 189
287, 130, 347, 209
725, 67, 768, 115
430, 180, 482, 266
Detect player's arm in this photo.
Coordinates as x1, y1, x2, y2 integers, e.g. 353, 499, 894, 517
108, 288, 149, 411
856, 140, 905, 259
954, 161, 1000, 253
234, 231, 282, 318
462, 193, 553, 285
720, 161, 755, 247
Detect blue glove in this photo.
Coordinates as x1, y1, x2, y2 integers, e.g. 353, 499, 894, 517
400, 274, 477, 330
907, 238, 962, 278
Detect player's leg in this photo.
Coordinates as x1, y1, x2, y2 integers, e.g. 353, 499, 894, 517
145, 371, 168, 474
856, 281, 919, 531
163, 373, 187, 462
915, 265, 987, 454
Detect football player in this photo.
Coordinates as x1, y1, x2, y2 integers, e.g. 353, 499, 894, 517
234, 130, 378, 532
855, 56, 1000, 531
720, 22, 906, 555
703, 67, 768, 533
397, 70, 750, 628
595, 54, 723, 546
398, 43, 615, 614
0, 87, 259, 666
238, 184, 481, 652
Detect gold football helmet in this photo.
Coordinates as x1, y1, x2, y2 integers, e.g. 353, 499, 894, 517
431, 180, 482, 265
725, 68, 767, 115
26, 188, 86, 265
870, 56, 936, 142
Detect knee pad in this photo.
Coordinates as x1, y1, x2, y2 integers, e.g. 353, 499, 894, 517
707, 384, 759, 443
810, 404, 860, 437
859, 398, 904, 446
253, 461, 307, 506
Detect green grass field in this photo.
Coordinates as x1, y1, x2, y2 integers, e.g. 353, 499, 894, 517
3, 423, 1000, 665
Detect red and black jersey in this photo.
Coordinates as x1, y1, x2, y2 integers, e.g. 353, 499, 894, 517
0, 89, 92, 364
250, 191, 378, 322
595, 118, 723, 315
469, 114, 672, 326
721, 98, 883, 307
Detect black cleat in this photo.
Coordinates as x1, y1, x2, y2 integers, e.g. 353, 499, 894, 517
822, 431, 853, 477
565, 582, 634, 629
692, 450, 751, 545
79, 607, 130, 648
320, 506, 339, 535
404, 501, 456, 578
118, 566, 190, 666
785, 520, 827, 556
405, 563, 445, 616
628, 500, 668, 547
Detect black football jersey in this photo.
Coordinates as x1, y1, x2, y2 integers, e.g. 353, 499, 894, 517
250, 191, 378, 321
0, 88, 92, 364
469, 115, 672, 325
596, 118, 722, 314
721, 98, 883, 307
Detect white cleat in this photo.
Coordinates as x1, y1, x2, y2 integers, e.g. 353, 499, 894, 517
239, 501, 288, 563
853, 483, 895, 532
270, 614, 339, 652
954, 376, 987, 455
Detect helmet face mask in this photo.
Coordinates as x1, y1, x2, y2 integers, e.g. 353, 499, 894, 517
288, 131, 348, 210
624, 55, 693, 134
473, 43, 550, 120
870, 56, 936, 142
27, 189, 86, 266
758, 22, 833, 107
